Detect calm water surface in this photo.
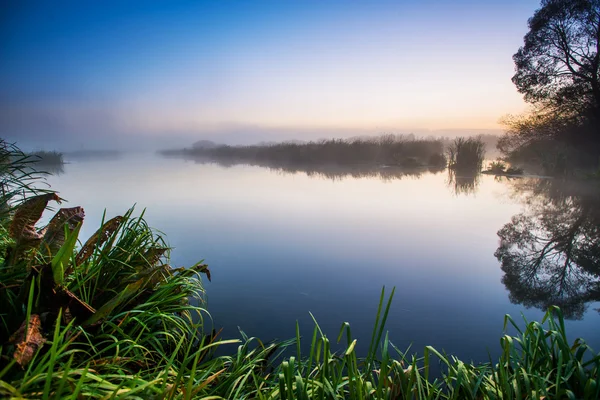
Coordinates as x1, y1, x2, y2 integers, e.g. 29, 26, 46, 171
46, 154, 600, 363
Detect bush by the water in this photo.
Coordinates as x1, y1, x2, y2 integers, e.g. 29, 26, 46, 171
499, 114, 599, 177
447, 136, 486, 173
487, 160, 508, 173
484, 160, 524, 175
28, 150, 64, 165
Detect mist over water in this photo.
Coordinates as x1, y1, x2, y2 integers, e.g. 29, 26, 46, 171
45, 155, 600, 362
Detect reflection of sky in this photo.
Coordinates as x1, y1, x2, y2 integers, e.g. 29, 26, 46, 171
2, 0, 539, 141
45, 156, 600, 364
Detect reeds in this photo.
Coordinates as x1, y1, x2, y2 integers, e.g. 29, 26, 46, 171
487, 160, 508, 173
447, 169, 481, 195
447, 136, 486, 173
1, 281, 599, 398
262, 295, 600, 400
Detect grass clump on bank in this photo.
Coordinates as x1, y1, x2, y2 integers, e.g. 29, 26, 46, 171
0, 197, 216, 397
483, 160, 524, 176
447, 136, 486, 173
1, 139, 599, 399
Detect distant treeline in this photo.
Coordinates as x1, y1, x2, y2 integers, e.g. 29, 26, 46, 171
161, 134, 503, 174
162, 134, 454, 168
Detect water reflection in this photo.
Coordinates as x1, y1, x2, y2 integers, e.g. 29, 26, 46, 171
263, 164, 446, 182
44, 156, 600, 364
64, 150, 121, 162
495, 179, 600, 319
29, 163, 64, 176
447, 170, 481, 195
181, 157, 446, 182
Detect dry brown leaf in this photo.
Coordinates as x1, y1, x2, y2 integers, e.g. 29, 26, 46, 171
203, 268, 211, 282
40, 206, 85, 257
15, 234, 44, 254
146, 264, 174, 287
142, 247, 169, 267
9, 193, 62, 243
8, 193, 63, 264
9, 314, 46, 367
193, 263, 211, 282
60, 287, 97, 321
192, 368, 227, 394
120, 263, 172, 290
24, 264, 95, 322
75, 216, 123, 266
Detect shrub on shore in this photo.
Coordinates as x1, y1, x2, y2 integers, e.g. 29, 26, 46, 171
484, 160, 524, 175
447, 136, 486, 173
28, 150, 64, 165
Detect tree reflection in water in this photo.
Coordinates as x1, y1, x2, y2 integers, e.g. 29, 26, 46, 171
447, 169, 480, 195
495, 179, 600, 319
187, 157, 446, 182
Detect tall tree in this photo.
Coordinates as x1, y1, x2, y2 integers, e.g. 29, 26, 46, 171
512, 0, 600, 118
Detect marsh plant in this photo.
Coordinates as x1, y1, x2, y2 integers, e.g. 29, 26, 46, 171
487, 161, 508, 174
447, 169, 481, 196
484, 160, 524, 175
447, 136, 486, 173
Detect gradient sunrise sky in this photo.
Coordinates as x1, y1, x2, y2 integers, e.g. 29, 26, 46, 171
1, 0, 540, 146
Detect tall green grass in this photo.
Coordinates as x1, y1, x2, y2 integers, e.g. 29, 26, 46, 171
1, 283, 599, 398
1, 139, 598, 399
0, 140, 52, 213
262, 294, 600, 400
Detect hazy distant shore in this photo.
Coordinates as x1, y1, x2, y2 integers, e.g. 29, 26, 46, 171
162, 135, 483, 168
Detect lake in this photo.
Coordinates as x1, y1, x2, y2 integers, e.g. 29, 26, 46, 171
45, 154, 600, 364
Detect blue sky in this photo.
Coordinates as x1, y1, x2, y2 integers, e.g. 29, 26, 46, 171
1, 0, 540, 148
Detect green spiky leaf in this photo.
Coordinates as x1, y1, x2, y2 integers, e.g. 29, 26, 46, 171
51, 222, 81, 285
